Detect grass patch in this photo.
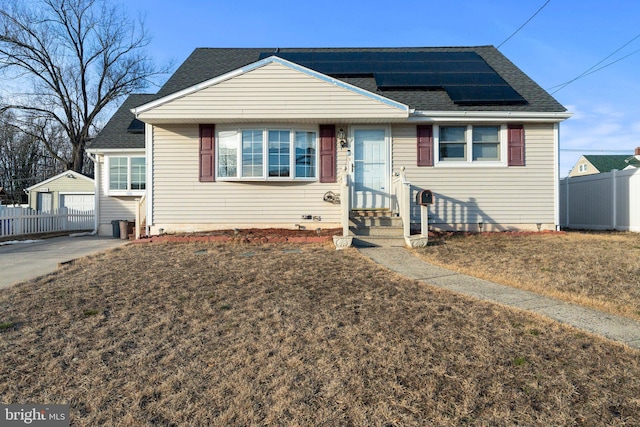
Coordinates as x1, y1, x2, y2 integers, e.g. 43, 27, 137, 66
513, 356, 528, 366
416, 231, 640, 320
0, 242, 639, 425
0, 321, 15, 330
82, 309, 99, 317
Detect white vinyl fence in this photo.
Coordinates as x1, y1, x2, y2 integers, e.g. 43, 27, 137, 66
0, 206, 95, 238
560, 169, 640, 231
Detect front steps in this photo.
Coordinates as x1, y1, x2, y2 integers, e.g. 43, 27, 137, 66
349, 210, 406, 247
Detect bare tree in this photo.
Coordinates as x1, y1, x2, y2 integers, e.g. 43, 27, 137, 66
0, 0, 166, 172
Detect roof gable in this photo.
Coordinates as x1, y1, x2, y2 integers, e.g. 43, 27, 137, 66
134, 57, 409, 124
26, 170, 93, 191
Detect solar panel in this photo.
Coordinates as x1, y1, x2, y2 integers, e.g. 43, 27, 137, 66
258, 51, 527, 105
445, 86, 527, 105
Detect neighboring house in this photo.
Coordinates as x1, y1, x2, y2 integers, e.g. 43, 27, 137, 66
25, 170, 94, 212
87, 46, 570, 240
568, 151, 640, 177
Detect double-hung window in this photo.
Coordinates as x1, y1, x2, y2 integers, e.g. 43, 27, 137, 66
437, 125, 503, 165
217, 127, 317, 180
108, 156, 146, 194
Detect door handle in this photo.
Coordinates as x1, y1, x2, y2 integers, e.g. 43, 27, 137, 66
351, 163, 354, 173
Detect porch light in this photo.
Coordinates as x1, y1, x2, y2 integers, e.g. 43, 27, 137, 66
337, 128, 347, 148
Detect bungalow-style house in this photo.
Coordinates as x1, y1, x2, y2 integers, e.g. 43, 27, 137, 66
25, 170, 94, 212
87, 46, 570, 245
568, 150, 640, 177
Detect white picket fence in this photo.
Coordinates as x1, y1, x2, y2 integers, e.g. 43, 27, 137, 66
0, 206, 95, 238
560, 168, 640, 231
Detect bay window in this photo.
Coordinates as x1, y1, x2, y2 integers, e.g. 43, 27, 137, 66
218, 127, 317, 180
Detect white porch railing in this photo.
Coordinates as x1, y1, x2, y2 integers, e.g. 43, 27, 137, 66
135, 193, 147, 240
340, 167, 350, 236
392, 167, 412, 238
0, 207, 94, 238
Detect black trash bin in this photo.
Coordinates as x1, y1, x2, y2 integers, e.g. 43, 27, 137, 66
111, 220, 121, 238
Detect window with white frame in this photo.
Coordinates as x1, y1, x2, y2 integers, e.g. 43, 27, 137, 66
217, 127, 317, 180
437, 125, 503, 164
439, 126, 466, 161
108, 156, 145, 192
578, 163, 588, 173
472, 126, 500, 161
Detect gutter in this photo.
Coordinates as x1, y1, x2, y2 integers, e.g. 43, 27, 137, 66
408, 110, 573, 123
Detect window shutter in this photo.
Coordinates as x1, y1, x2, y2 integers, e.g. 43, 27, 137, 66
508, 125, 525, 166
319, 124, 336, 183
199, 124, 215, 181
417, 125, 434, 166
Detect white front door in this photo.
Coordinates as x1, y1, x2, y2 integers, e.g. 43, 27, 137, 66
353, 128, 389, 209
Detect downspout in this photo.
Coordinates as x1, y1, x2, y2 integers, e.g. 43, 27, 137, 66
554, 123, 560, 231
86, 152, 99, 235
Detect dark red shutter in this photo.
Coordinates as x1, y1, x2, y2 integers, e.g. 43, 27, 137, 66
319, 124, 336, 183
508, 124, 525, 166
417, 125, 434, 166
199, 124, 215, 181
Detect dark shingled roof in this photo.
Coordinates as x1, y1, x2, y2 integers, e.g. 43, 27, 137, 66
88, 94, 155, 149
153, 46, 566, 112
584, 155, 640, 173
90, 46, 566, 150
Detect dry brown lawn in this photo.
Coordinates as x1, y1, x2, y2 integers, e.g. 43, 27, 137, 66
415, 231, 640, 321
1, 240, 640, 426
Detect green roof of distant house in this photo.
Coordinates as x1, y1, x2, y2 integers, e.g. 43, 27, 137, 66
584, 155, 640, 172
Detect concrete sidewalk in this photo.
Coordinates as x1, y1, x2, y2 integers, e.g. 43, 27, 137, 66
359, 247, 640, 350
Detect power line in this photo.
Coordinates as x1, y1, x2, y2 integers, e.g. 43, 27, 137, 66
549, 32, 640, 94
497, 1, 551, 49
560, 148, 631, 153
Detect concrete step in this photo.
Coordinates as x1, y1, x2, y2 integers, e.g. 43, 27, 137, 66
349, 225, 404, 237
352, 236, 407, 248
350, 209, 394, 218
349, 216, 402, 227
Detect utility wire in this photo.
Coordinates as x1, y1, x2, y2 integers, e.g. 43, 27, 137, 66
549, 32, 640, 94
550, 42, 640, 94
497, 0, 551, 49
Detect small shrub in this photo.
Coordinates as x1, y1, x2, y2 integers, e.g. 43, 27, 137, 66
83, 309, 99, 317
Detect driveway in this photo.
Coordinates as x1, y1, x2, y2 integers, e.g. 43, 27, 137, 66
0, 235, 128, 289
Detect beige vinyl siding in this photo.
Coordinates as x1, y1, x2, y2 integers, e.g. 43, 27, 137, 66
95, 153, 141, 236
151, 124, 344, 233
138, 62, 407, 123
28, 175, 94, 210
393, 123, 556, 231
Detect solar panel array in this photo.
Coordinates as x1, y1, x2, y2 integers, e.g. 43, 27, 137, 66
258, 51, 526, 105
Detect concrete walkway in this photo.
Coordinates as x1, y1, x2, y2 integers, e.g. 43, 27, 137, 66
359, 247, 640, 350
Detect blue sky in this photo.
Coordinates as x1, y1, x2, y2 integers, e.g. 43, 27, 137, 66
124, 0, 640, 176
